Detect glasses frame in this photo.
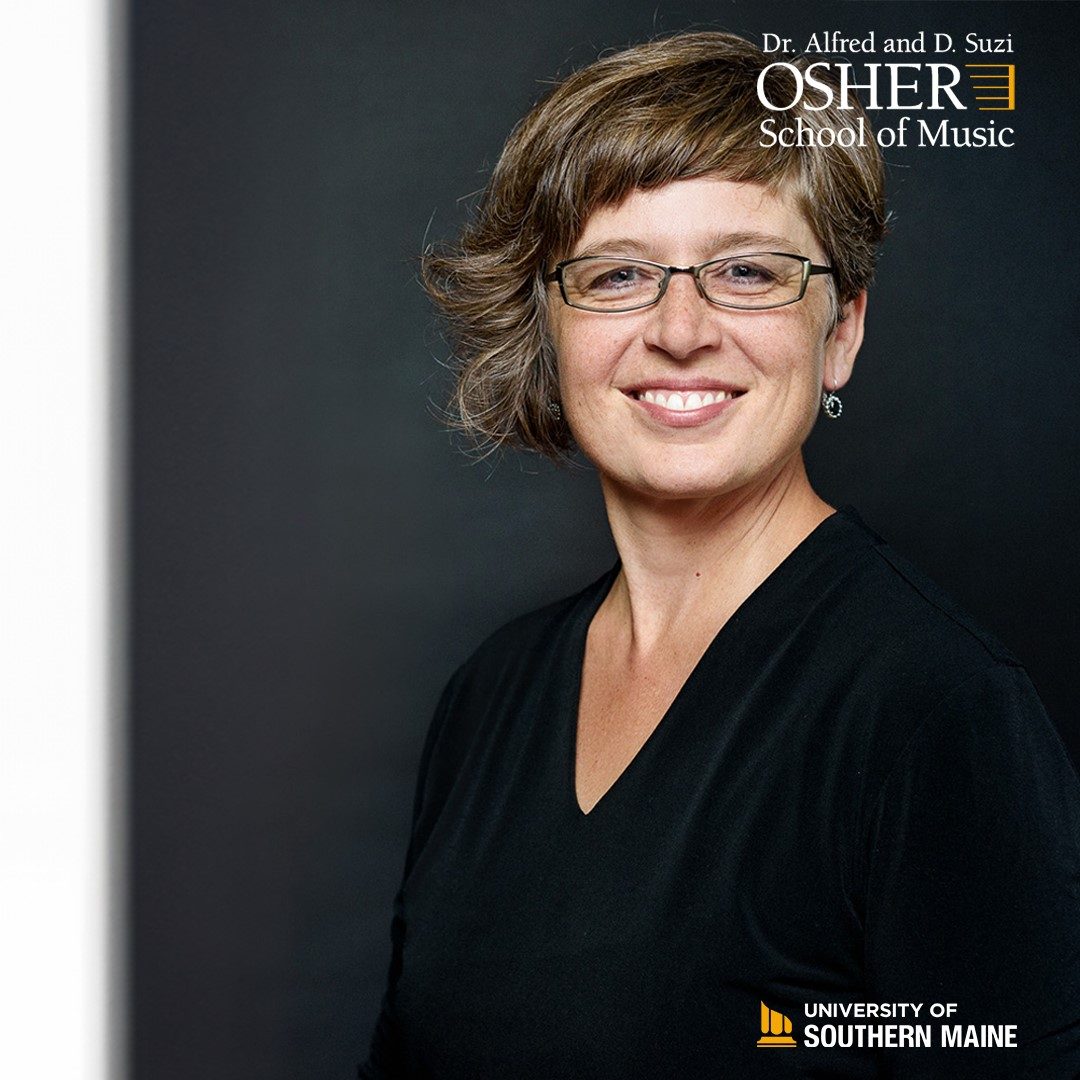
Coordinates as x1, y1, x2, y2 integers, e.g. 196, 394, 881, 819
544, 252, 836, 313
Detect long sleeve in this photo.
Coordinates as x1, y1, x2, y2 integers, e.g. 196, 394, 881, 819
865, 662, 1080, 1078
358, 670, 462, 1079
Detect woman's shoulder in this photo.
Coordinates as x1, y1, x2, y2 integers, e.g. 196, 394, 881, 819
411, 570, 615, 812
823, 507, 1019, 682
443, 564, 616, 698
771, 507, 1057, 782
815, 510, 1076, 805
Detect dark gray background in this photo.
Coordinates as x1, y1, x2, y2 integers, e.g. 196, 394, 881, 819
129, 2, 1079, 1077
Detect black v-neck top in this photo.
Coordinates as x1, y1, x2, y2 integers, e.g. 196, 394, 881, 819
360, 508, 1080, 1079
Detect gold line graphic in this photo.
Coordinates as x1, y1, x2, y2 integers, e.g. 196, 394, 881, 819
965, 64, 1016, 110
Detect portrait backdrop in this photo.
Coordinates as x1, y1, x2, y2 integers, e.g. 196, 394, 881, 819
128, 2, 1079, 1077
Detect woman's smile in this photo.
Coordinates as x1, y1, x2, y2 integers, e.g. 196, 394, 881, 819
623, 383, 746, 427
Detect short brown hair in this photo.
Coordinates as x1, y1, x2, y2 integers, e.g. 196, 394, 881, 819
423, 31, 887, 459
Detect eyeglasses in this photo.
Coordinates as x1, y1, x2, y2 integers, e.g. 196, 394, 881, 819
544, 252, 836, 313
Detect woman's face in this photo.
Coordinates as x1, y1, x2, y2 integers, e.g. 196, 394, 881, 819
547, 176, 866, 501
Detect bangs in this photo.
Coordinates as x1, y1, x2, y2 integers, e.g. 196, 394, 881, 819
523, 55, 815, 259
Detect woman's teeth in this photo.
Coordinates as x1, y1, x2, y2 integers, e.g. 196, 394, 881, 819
637, 389, 736, 411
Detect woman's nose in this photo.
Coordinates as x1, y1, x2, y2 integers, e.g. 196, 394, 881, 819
640, 271, 724, 360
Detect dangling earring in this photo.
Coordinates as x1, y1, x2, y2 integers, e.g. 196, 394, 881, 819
821, 389, 843, 419
548, 401, 562, 421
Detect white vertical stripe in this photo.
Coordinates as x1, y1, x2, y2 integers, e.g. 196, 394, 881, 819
0, 3, 112, 1078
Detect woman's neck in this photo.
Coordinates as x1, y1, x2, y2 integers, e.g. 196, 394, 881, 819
596, 454, 833, 656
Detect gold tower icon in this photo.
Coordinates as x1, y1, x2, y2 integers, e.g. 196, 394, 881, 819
757, 1001, 797, 1048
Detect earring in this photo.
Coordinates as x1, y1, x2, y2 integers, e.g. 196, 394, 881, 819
548, 401, 562, 421
821, 389, 843, 419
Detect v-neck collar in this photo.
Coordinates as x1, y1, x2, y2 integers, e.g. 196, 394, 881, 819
558, 507, 876, 820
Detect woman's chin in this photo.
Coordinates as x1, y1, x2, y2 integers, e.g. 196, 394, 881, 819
602, 463, 748, 504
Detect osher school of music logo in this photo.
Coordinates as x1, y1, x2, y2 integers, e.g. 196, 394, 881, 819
757, 1001, 797, 1048
754, 28, 1018, 149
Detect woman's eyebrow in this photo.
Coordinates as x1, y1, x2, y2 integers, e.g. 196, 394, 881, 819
570, 230, 799, 260
706, 230, 797, 253
571, 237, 653, 259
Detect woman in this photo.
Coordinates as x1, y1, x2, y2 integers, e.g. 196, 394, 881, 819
361, 32, 1080, 1078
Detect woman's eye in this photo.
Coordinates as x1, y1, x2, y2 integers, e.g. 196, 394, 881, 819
589, 265, 651, 291
719, 261, 774, 285
698, 257, 790, 297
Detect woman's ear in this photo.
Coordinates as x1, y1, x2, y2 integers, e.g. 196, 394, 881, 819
824, 290, 867, 392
